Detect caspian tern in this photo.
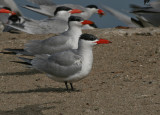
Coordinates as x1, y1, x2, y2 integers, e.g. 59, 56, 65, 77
8, 6, 84, 34
5, 16, 94, 56
15, 33, 112, 91
23, 0, 105, 19
130, 0, 160, 27
102, 5, 154, 28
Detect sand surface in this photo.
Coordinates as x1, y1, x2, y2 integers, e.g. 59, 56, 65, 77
0, 28, 160, 115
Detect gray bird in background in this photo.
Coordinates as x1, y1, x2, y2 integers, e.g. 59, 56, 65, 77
8, 6, 83, 34
23, 0, 105, 19
4, 16, 94, 56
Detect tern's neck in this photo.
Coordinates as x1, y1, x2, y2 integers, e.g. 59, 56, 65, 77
78, 41, 93, 58
64, 25, 82, 49
78, 41, 93, 75
66, 25, 82, 36
54, 14, 70, 21
84, 8, 95, 19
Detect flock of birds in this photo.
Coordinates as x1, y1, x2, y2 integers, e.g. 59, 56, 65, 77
0, 0, 158, 91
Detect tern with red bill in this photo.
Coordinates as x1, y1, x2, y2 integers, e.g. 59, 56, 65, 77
16, 33, 112, 91
5, 16, 94, 56
24, 0, 105, 19
0, 8, 16, 15
0, 0, 23, 32
8, 6, 85, 34
0, 0, 22, 16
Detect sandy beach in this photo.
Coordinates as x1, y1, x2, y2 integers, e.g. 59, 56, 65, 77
0, 28, 160, 115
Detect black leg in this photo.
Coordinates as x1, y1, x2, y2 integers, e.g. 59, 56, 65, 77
65, 82, 68, 90
70, 83, 74, 91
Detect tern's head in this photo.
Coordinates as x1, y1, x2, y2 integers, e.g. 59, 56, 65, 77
3, 7, 11, 11
54, 6, 82, 18
79, 33, 111, 47
86, 5, 105, 17
8, 15, 21, 23
68, 16, 94, 27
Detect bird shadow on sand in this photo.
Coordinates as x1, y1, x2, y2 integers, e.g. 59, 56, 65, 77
0, 103, 58, 115
0, 69, 41, 76
1, 87, 80, 94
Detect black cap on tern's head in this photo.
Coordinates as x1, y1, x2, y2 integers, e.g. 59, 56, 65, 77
80, 33, 112, 44
86, 5, 98, 9
54, 6, 72, 15
68, 16, 84, 22
80, 33, 98, 41
89, 23, 98, 28
8, 15, 21, 23
3, 7, 11, 11
86, 5, 104, 16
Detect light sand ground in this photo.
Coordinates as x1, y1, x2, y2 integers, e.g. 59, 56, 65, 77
0, 28, 159, 115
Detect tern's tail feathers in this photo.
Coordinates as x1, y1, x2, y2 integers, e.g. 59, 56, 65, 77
22, 5, 54, 17
2, 48, 31, 56
11, 57, 33, 68
31, 54, 50, 70
0, 48, 24, 55
18, 57, 32, 64
7, 24, 34, 34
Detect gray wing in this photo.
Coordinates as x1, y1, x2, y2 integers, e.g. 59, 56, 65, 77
24, 34, 71, 55
32, 51, 82, 78
22, 5, 56, 17
28, 0, 56, 6
130, 4, 160, 13
8, 18, 68, 34
130, 3, 160, 26
102, 5, 138, 27
26, 0, 56, 16
58, 4, 86, 11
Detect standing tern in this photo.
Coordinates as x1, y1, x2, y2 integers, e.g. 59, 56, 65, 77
5, 16, 94, 56
16, 33, 112, 91
24, 0, 105, 19
8, 6, 83, 34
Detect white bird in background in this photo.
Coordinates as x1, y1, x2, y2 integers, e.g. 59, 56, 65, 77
23, 0, 105, 19
8, 6, 83, 34
15, 33, 112, 91
130, 0, 160, 27
4, 16, 94, 56
102, 5, 154, 28
102, 5, 138, 28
